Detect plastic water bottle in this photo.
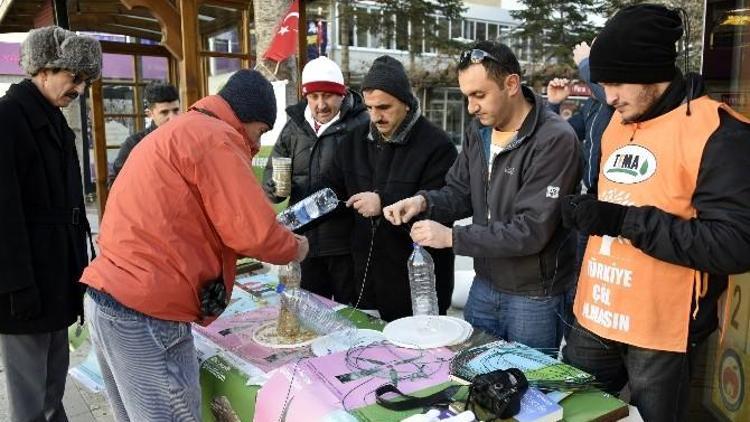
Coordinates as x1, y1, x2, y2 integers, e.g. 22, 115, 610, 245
278, 287, 356, 341
408, 244, 439, 316
276, 188, 340, 230
276, 262, 302, 337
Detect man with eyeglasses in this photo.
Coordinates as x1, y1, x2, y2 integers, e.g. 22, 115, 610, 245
0, 26, 101, 421
384, 41, 581, 351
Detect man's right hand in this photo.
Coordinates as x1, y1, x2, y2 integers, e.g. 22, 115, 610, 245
10, 286, 41, 320
546, 78, 570, 105
573, 41, 591, 66
262, 178, 277, 197
383, 195, 426, 225
293, 234, 309, 262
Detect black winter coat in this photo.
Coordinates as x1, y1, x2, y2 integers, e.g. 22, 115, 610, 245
0, 80, 90, 334
328, 111, 458, 321
263, 91, 369, 257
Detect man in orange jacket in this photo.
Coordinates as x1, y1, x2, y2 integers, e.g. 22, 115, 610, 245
562, 5, 750, 420
81, 69, 308, 420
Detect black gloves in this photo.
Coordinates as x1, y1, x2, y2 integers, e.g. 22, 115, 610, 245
562, 194, 629, 237
10, 286, 41, 320
200, 278, 228, 318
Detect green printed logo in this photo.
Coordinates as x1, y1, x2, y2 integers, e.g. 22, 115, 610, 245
603, 145, 657, 184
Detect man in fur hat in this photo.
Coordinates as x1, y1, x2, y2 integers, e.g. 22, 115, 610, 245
0, 26, 101, 422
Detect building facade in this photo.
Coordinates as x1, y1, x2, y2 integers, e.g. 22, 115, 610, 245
323, 0, 528, 144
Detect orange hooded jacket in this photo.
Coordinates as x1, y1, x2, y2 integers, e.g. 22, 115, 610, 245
81, 95, 297, 324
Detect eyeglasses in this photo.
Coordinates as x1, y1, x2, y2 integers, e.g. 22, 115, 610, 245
66, 71, 90, 86
459, 49, 500, 66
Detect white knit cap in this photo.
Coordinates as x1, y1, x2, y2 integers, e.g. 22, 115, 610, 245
301, 57, 346, 96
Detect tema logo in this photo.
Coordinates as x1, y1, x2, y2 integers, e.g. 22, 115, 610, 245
603, 144, 657, 184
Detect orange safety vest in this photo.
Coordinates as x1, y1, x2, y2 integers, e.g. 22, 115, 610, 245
574, 96, 749, 352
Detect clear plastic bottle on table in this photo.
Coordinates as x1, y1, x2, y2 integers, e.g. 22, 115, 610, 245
408, 243, 439, 316
278, 287, 356, 342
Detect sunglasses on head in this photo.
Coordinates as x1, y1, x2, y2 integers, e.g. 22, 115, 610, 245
459, 49, 500, 66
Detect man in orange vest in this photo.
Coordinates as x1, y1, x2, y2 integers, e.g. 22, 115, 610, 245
561, 4, 750, 420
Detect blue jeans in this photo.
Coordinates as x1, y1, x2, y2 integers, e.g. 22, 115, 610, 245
84, 288, 200, 421
563, 321, 690, 422
463, 277, 566, 352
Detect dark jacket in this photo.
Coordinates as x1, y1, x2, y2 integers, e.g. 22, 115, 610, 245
422, 86, 581, 297
618, 72, 750, 344
263, 91, 369, 257
0, 80, 90, 334
549, 58, 613, 193
110, 122, 157, 183
327, 109, 458, 321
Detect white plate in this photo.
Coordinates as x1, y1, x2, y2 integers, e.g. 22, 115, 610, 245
310, 329, 386, 356
383, 316, 472, 349
443, 316, 473, 346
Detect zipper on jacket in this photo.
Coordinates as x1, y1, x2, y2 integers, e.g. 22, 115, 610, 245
484, 136, 525, 223
486, 152, 501, 222
629, 123, 641, 142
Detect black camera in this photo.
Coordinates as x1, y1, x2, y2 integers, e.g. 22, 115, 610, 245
467, 368, 528, 420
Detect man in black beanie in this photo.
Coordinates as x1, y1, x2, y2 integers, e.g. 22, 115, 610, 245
81, 69, 307, 420
325, 55, 457, 321
561, 4, 750, 420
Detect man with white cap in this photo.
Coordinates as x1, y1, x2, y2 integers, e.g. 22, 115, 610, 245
0, 26, 101, 421
263, 57, 369, 304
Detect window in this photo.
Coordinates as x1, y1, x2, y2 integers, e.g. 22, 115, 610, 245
100, 54, 170, 177
488, 24, 498, 41
476, 22, 486, 41
463, 20, 475, 40
450, 19, 462, 39
396, 16, 409, 50
425, 88, 470, 146
198, 3, 252, 95
437, 17, 449, 41
356, 16, 368, 47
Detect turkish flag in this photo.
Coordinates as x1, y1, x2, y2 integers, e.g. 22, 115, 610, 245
263, 0, 299, 62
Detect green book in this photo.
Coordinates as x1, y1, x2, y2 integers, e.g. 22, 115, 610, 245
559, 390, 629, 422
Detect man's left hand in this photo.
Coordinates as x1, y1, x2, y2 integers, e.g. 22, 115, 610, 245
346, 192, 382, 217
410, 220, 452, 249
562, 194, 629, 237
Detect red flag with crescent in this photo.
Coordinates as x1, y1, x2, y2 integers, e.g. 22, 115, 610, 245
263, 0, 299, 62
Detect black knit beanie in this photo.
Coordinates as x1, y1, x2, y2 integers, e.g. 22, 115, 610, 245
218, 69, 277, 126
361, 55, 416, 108
590, 4, 683, 84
